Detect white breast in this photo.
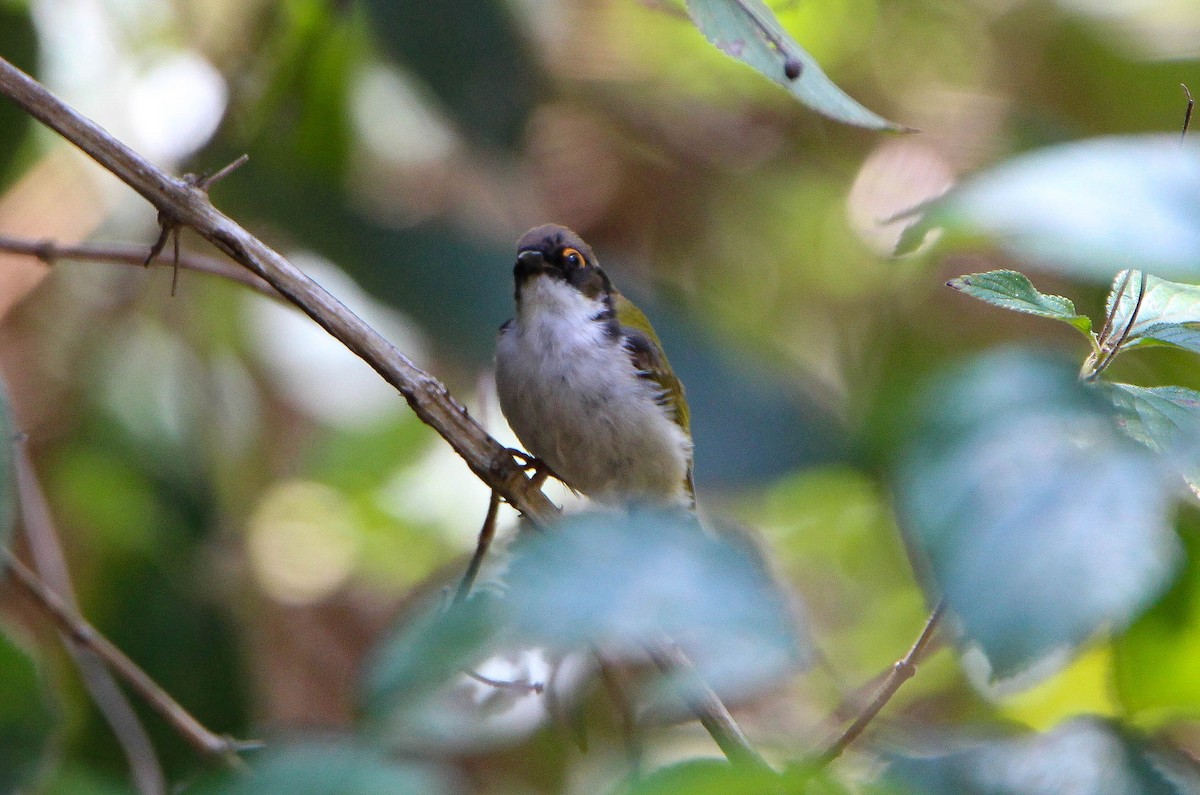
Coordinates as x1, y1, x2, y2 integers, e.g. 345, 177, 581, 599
495, 276, 692, 506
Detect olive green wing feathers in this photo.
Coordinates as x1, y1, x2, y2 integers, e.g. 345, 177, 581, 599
613, 291, 690, 433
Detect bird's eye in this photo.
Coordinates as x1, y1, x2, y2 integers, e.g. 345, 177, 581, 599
562, 247, 583, 268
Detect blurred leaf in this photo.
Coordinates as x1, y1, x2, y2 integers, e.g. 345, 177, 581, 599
947, 270, 1091, 334
246, 0, 368, 177
0, 633, 56, 793
1115, 521, 1200, 725
189, 740, 454, 795
1104, 383, 1200, 498
502, 510, 808, 696
361, 0, 539, 150
898, 136, 1200, 282
0, 2, 36, 186
629, 758, 852, 794
876, 717, 1200, 795
685, 0, 903, 130
362, 593, 497, 717
1105, 270, 1200, 356
896, 350, 1182, 681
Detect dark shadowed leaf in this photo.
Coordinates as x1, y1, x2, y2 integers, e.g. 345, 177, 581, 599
362, 0, 539, 150
1104, 383, 1200, 499
896, 350, 1182, 681
876, 717, 1200, 795
0, 633, 56, 793
898, 136, 1200, 282
1105, 270, 1200, 357
685, 0, 904, 130
504, 510, 808, 697
947, 270, 1091, 334
188, 740, 455, 795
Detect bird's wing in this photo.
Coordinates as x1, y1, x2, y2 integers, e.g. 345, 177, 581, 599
613, 291, 690, 434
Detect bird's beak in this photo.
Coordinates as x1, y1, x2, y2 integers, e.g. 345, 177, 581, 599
515, 248, 548, 278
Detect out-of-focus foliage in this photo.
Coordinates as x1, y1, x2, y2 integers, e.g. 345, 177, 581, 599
0, 633, 55, 792
2, 0, 1200, 792
901, 137, 1200, 282
896, 350, 1182, 680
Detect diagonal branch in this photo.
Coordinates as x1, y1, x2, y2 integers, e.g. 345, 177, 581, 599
2, 551, 254, 765
0, 55, 558, 529
14, 437, 166, 793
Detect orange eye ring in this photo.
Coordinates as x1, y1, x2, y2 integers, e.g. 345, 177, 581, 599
561, 247, 584, 267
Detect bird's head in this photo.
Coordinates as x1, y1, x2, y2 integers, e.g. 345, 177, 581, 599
513, 224, 612, 305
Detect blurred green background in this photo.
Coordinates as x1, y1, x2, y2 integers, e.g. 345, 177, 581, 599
1, 0, 1200, 792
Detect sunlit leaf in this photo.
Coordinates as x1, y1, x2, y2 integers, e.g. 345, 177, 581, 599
947, 270, 1092, 334
898, 136, 1200, 282
685, 0, 904, 130
1105, 270, 1200, 357
503, 510, 809, 696
877, 717, 1200, 794
1104, 382, 1200, 498
189, 740, 455, 794
629, 758, 848, 795
0, 633, 56, 793
896, 350, 1182, 681
1115, 522, 1200, 726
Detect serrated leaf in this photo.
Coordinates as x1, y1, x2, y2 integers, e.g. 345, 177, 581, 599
685, 0, 904, 131
503, 510, 809, 696
896, 350, 1182, 682
1105, 270, 1200, 357
948, 270, 1092, 334
900, 136, 1200, 282
1104, 382, 1200, 499
188, 741, 454, 795
877, 717, 1200, 795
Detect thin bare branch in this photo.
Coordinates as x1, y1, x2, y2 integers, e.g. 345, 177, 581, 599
814, 601, 944, 766
0, 55, 557, 528
647, 643, 774, 773
454, 489, 501, 605
0, 235, 281, 299
2, 551, 256, 766
14, 437, 165, 794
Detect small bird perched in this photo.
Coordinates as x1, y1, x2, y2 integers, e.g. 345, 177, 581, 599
495, 224, 694, 508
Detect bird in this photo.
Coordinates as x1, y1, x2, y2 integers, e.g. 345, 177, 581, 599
495, 224, 695, 509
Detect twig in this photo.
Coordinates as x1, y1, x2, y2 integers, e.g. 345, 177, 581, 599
814, 601, 944, 766
1181, 83, 1193, 141
647, 643, 773, 773
1089, 270, 1148, 381
2, 551, 256, 765
0, 55, 559, 529
0, 235, 281, 300
13, 437, 165, 794
453, 490, 501, 605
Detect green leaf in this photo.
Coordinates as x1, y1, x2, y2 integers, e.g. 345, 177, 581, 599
629, 758, 851, 795
1105, 270, 1200, 356
502, 509, 809, 696
1103, 383, 1200, 499
899, 136, 1200, 282
1115, 523, 1200, 725
0, 633, 57, 793
896, 350, 1182, 681
947, 270, 1092, 334
188, 741, 454, 795
876, 717, 1200, 795
685, 0, 905, 131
